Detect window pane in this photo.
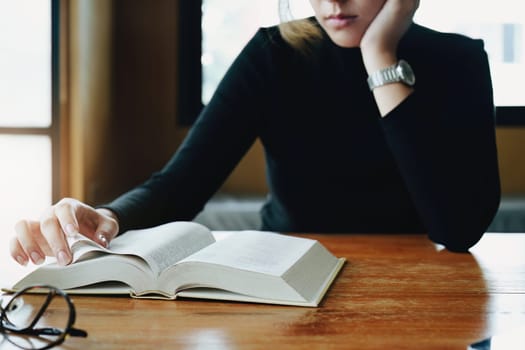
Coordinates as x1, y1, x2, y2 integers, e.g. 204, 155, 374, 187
0, 135, 52, 222
201, 0, 312, 104
202, 1, 524, 107
0, 0, 51, 127
0, 136, 51, 281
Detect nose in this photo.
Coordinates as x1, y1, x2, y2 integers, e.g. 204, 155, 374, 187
326, 0, 349, 6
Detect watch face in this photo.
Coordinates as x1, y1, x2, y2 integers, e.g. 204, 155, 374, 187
397, 60, 415, 86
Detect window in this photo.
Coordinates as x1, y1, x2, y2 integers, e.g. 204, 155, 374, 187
415, 0, 524, 124
179, 1, 524, 125
0, 0, 58, 242
201, 0, 312, 104
178, 0, 312, 125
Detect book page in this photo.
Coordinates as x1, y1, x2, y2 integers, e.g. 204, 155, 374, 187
179, 231, 316, 276
70, 221, 215, 276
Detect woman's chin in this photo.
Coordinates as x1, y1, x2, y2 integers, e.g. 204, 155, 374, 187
326, 32, 362, 48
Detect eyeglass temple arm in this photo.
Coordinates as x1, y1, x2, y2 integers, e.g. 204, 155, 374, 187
68, 327, 88, 337
24, 326, 87, 338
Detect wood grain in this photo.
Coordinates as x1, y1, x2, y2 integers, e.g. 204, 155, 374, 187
2, 233, 525, 349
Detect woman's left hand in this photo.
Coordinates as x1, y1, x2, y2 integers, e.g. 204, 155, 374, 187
360, 0, 420, 66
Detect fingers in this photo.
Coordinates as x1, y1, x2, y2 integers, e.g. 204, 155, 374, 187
94, 208, 120, 246
40, 205, 73, 266
54, 198, 81, 237
12, 220, 50, 266
361, 0, 419, 54
11, 198, 120, 267
94, 219, 116, 248
44, 198, 110, 260
10, 236, 29, 266
73, 207, 119, 248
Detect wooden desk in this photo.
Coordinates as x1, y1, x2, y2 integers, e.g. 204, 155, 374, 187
2, 233, 525, 349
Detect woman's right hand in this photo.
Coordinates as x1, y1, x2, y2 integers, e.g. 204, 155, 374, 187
10, 198, 119, 267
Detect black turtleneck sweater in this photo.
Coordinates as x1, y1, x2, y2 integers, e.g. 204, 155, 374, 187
103, 21, 500, 252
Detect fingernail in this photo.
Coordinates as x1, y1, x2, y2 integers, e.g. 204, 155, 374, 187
16, 256, 28, 266
98, 233, 108, 247
65, 224, 77, 236
30, 252, 44, 265
57, 250, 70, 266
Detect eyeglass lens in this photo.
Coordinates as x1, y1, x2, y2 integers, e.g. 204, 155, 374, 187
2, 287, 72, 350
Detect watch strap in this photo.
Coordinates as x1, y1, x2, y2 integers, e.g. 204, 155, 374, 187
367, 60, 414, 91
367, 63, 401, 91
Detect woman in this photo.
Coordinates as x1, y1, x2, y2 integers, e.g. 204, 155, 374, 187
10, 0, 500, 267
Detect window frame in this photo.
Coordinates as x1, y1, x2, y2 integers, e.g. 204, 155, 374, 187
496, 106, 525, 126
178, 1, 525, 126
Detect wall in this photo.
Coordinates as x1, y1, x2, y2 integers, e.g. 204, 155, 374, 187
496, 128, 525, 194
107, 0, 182, 202
65, 0, 185, 204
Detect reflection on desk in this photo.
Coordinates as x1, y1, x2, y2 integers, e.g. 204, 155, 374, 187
2, 233, 525, 350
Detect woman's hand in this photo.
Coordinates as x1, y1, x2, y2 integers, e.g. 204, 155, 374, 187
359, 0, 419, 117
10, 198, 119, 266
360, 0, 420, 71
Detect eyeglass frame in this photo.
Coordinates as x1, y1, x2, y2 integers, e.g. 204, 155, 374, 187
0, 285, 87, 350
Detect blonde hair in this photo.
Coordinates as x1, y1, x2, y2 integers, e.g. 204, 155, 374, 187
277, 0, 322, 53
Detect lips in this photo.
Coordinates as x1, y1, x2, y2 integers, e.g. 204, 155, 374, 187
325, 14, 358, 29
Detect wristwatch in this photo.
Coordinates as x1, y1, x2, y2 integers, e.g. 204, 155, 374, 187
367, 59, 415, 91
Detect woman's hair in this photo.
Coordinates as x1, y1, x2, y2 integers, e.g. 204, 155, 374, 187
277, 0, 322, 53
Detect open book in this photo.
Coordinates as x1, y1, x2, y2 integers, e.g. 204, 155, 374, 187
7, 222, 345, 307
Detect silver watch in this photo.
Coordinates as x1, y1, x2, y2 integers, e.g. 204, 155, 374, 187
367, 59, 415, 91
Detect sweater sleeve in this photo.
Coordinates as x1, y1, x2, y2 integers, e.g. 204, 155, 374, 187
380, 40, 500, 252
101, 29, 275, 233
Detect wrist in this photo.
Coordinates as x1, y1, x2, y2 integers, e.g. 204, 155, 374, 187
361, 49, 397, 75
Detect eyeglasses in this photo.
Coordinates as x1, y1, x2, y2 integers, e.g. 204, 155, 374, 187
1, 285, 87, 350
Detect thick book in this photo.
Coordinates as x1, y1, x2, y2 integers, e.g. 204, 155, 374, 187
6, 222, 345, 307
